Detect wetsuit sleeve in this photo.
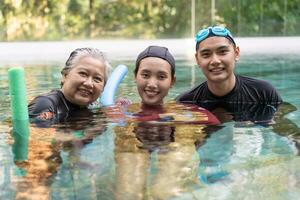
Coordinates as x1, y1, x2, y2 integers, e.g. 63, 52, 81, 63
28, 96, 55, 119
176, 83, 208, 104
176, 86, 199, 103
176, 91, 194, 103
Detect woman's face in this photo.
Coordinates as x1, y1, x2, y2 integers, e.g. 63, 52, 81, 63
61, 56, 106, 106
135, 57, 175, 106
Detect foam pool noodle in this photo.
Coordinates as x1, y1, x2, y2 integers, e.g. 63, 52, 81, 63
100, 64, 128, 106
8, 67, 30, 161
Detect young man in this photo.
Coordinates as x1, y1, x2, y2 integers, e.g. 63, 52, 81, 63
176, 26, 283, 122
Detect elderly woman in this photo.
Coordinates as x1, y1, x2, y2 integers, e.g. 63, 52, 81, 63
28, 47, 112, 120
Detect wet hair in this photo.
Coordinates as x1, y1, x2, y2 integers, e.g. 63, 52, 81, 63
135, 46, 175, 79
61, 48, 112, 86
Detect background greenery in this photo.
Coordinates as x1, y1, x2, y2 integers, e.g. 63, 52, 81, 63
1, 0, 299, 41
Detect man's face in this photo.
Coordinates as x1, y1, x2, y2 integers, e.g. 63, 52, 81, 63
195, 36, 240, 84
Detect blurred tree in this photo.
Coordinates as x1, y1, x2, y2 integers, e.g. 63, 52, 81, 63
0, 0, 299, 41
0, 0, 15, 40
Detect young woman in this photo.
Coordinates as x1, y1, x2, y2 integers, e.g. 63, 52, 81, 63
28, 47, 112, 121
134, 45, 176, 107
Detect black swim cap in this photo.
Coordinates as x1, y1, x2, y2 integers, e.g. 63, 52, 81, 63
135, 46, 175, 77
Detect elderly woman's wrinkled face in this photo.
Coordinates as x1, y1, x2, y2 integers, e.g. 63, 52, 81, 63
61, 56, 106, 106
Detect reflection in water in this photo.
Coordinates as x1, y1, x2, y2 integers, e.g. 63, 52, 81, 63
12, 125, 61, 199
2, 102, 300, 199
12, 119, 30, 161
134, 122, 175, 152
8, 111, 107, 200
194, 122, 299, 199
273, 102, 300, 150
50, 128, 115, 200
197, 102, 279, 124
195, 101, 300, 187
196, 101, 300, 155
114, 122, 205, 200
112, 103, 215, 199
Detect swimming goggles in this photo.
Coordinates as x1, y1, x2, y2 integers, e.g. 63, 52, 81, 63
195, 26, 236, 47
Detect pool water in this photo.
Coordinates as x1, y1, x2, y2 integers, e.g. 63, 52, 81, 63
0, 55, 300, 199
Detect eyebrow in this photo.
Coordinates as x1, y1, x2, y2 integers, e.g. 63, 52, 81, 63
77, 67, 104, 77
76, 67, 89, 71
216, 45, 230, 50
140, 69, 151, 73
140, 69, 170, 75
199, 45, 230, 54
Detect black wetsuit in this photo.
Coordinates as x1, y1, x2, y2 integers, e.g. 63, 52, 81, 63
176, 75, 283, 122
28, 89, 87, 121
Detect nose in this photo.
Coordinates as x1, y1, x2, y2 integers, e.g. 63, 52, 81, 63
147, 77, 158, 88
210, 53, 221, 66
83, 76, 93, 88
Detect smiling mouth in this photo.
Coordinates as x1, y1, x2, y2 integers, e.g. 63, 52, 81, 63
209, 67, 224, 73
145, 90, 159, 97
78, 89, 92, 97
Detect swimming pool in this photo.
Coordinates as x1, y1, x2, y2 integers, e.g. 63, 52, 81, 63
0, 54, 299, 199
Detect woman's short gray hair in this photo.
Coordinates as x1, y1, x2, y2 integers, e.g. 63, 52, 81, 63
61, 48, 112, 85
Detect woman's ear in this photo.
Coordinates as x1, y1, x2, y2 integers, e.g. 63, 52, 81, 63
171, 76, 176, 87
61, 73, 67, 85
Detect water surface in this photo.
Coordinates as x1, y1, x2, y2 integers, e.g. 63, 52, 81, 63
0, 54, 300, 200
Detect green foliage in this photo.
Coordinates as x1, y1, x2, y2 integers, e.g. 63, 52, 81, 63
0, 0, 299, 41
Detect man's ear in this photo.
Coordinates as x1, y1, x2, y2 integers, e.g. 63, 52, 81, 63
235, 46, 240, 61
195, 52, 201, 67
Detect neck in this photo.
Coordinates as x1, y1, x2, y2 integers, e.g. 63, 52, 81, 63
207, 75, 236, 97
140, 103, 164, 113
